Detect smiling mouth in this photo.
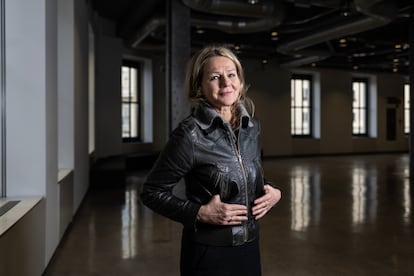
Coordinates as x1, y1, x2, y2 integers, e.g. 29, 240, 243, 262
220, 91, 232, 96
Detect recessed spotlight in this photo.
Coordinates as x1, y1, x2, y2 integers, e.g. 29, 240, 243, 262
353, 65, 359, 70
248, 0, 259, 4
195, 29, 205, 34
353, 53, 366, 57
262, 59, 268, 64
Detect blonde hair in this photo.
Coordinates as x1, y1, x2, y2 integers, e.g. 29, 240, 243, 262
184, 45, 255, 126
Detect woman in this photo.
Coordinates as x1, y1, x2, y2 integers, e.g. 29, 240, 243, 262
141, 46, 281, 276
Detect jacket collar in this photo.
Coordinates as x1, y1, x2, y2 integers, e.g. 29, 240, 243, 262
193, 103, 253, 131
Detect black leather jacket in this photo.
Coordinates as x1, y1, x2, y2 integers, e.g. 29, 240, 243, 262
141, 103, 275, 246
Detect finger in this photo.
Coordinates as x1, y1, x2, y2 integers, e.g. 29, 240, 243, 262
221, 204, 248, 218
254, 193, 271, 205
226, 215, 247, 225
254, 202, 270, 217
255, 211, 267, 220
253, 200, 271, 215
224, 210, 248, 224
230, 214, 248, 223
252, 199, 269, 211
224, 203, 248, 211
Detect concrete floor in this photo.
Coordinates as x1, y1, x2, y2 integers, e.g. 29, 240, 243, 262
43, 154, 414, 276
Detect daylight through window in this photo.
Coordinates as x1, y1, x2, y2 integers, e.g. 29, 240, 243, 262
404, 83, 410, 134
352, 79, 368, 135
121, 61, 141, 142
291, 75, 312, 136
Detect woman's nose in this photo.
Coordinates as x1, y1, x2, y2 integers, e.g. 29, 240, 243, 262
220, 75, 230, 86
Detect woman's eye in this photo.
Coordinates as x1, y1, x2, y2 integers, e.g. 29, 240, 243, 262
210, 75, 220, 81
228, 73, 236, 78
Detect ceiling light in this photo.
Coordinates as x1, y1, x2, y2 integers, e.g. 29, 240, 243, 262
262, 59, 268, 64
353, 53, 366, 57
248, 0, 259, 4
340, 1, 351, 17
395, 44, 402, 49
234, 45, 240, 51
270, 31, 279, 41
353, 65, 359, 70
195, 29, 205, 34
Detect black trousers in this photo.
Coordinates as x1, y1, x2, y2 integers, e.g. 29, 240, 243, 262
180, 235, 262, 276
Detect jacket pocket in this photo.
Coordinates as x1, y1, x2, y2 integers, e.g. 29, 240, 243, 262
214, 171, 239, 202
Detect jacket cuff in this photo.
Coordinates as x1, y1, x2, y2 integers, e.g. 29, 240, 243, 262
186, 202, 202, 230
264, 179, 281, 191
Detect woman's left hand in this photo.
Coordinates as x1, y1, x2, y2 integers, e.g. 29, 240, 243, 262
252, 185, 281, 220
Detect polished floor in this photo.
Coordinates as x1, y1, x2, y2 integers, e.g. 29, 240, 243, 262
43, 154, 414, 276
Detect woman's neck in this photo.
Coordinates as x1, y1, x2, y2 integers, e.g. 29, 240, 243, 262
215, 106, 232, 122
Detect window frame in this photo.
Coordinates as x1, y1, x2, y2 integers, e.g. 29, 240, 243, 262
291, 74, 313, 137
121, 60, 142, 143
352, 78, 369, 136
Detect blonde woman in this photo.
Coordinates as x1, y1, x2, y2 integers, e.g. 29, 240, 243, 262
141, 46, 281, 276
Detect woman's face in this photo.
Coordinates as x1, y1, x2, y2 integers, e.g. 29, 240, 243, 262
200, 56, 241, 111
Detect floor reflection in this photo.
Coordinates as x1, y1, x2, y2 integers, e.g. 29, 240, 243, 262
121, 184, 138, 259
290, 165, 321, 231
43, 154, 414, 276
351, 162, 377, 228
403, 176, 411, 225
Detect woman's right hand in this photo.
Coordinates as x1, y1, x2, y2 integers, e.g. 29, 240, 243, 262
196, 195, 248, 225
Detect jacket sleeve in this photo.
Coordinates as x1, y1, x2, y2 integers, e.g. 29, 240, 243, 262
264, 178, 282, 191
140, 124, 201, 228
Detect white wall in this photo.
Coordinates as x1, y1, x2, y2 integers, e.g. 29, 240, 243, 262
94, 36, 157, 159
6, 0, 53, 197
242, 59, 409, 157
0, 0, 91, 274
95, 33, 123, 158
58, 0, 75, 171
73, 0, 89, 212
5, 0, 60, 263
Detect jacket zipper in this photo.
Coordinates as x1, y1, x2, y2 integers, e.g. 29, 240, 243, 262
237, 152, 249, 242
229, 126, 249, 243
